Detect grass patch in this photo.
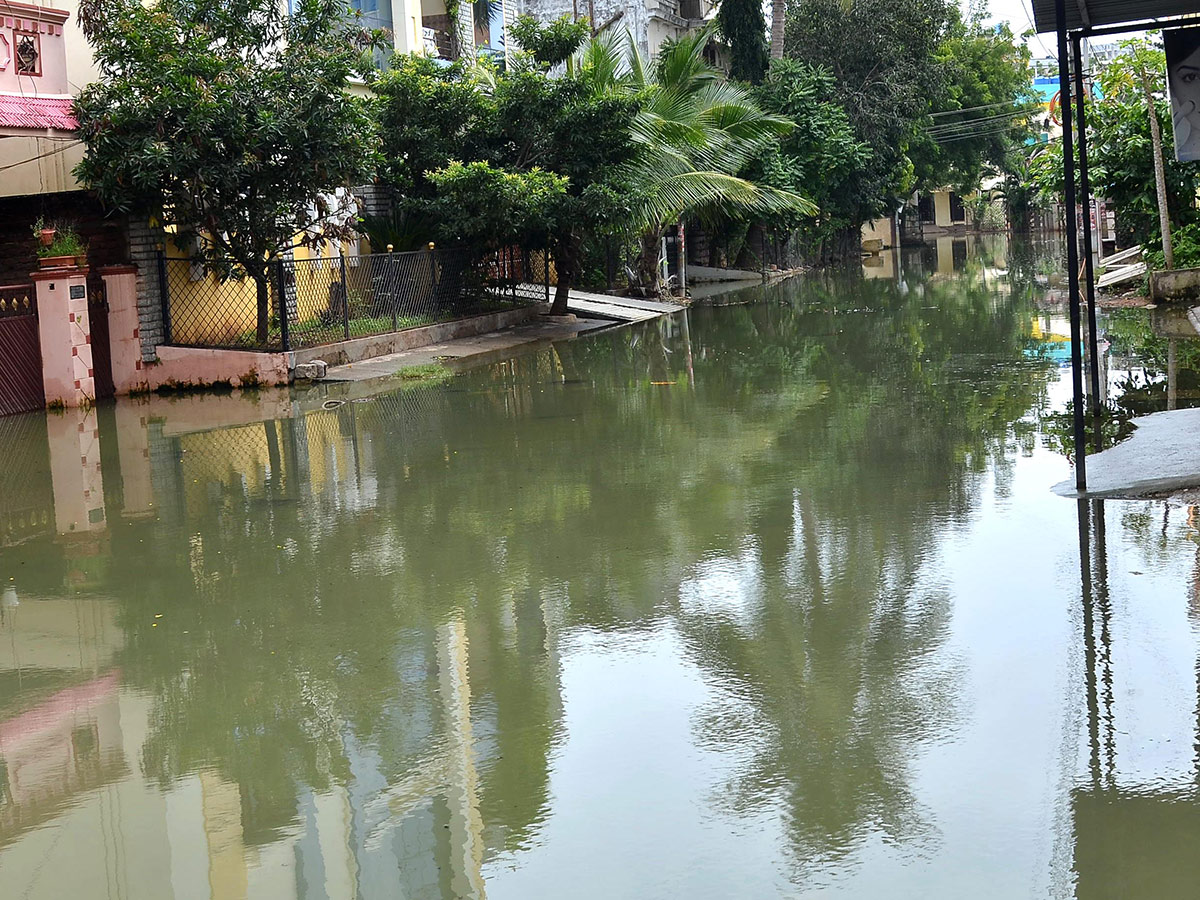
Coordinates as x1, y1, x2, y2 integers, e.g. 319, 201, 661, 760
395, 362, 453, 383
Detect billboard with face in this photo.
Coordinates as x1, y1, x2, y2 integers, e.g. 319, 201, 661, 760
1165, 28, 1200, 161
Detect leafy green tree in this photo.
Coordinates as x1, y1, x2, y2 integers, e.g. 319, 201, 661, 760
784, 0, 955, 240
74, 0, 378, 342
579, 29, 809, 289
376, 21, 640, 313
377, 24, 804, 304
781, 0, 1031, 254
716, 0, 770, 84
1103, 37, 1178, 264
909, 11, 1034, 193
994, 150, 1042, 233
426, 162, 567, 250
1093, 37, 1200, 252
508, 13, 589, 68
752, 60, 872, 259
375, 56, 493, 203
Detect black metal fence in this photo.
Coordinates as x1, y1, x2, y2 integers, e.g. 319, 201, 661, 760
160, 246, 552, 351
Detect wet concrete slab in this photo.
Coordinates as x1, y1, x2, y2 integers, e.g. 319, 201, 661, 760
1054, 407, 1200, 498
321, 316, 613, 383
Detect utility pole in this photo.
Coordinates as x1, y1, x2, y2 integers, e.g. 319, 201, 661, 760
1133, 52, 1175, 268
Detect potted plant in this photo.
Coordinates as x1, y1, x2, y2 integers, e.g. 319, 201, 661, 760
32, 216, 56, 248
36, 223, 87, 268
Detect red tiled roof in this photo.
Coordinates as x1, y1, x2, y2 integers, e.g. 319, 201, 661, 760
0, 94, 76, 131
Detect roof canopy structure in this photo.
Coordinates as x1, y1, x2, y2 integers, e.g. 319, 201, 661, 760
1030, 0, 1200, 35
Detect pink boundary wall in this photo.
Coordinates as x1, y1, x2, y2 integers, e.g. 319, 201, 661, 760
33, 266, 95, 407
101, 266, 290, 393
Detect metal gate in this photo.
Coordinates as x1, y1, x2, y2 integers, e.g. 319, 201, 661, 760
0, 283, 43, 416
0, 412, 53, 545
89, 281, 114, 399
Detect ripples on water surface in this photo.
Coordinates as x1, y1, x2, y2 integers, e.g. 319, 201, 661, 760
3, 236, 1200, 898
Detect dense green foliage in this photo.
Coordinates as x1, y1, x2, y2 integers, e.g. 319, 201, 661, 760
910, 12, 1034, 192
75, 0, 378, 340
427, 162, 568, 250
751, 61, 871, 252
775, 0, 1032, 257
74, 0, 1034, 306
716, 0, 770, 85
375, 24, 641, 311
1027, 37, 1200, 250
1092, 40, 1200, 247
784, 0, 951, 226
508, 13, 589, 67
376, 23, 807, 303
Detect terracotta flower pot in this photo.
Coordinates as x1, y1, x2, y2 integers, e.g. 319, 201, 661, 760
39, 254, 76, 268
39, 228, 55, 247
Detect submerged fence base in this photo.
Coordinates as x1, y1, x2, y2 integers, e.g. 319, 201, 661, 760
289, 303, 540, 369
159, 246, 552, 353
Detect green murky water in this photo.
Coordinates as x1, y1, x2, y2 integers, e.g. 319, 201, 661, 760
4, 237, 1200, 899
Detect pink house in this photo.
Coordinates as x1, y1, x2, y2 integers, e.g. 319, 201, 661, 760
0, 1, 77, 136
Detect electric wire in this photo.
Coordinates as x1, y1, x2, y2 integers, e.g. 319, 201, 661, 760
925, 111, 1033, 135
928, 99, 1036, 118
0, 138, 82, 173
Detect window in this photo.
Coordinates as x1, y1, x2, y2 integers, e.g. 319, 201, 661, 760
918, 193, 935, 224
949, 192, 966, 223
15, 32, 39, 76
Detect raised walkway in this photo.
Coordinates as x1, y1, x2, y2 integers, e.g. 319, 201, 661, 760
563, 289, 682, 322
1054, 407, 1200, 499
322, 314, 612, 382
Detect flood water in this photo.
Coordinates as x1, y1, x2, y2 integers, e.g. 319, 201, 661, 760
4, 237, 1200, 898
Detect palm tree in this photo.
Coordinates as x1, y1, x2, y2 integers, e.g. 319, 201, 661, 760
576, 26, 815, 292
771, 0, 785, 61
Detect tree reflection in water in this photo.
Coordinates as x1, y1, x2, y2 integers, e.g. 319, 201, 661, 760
7, 235, 1154, 898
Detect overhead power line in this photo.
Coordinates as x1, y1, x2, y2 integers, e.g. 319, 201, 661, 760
925, 111, 1032, 135
932, 126, 1032, 144
929, 99, 1037, 118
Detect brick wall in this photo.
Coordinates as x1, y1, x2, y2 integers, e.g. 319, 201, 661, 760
354, 181, 391, 220
127, 217, 166, 361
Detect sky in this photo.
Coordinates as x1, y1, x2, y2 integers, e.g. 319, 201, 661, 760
978, 0, 1062, 59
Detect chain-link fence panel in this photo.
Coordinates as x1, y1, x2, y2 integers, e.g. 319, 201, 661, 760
161, 247, 551, 352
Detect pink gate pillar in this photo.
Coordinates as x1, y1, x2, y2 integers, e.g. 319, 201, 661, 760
99, 265, 145, 395
45, 406, 107, 536
33, 265, 95, 407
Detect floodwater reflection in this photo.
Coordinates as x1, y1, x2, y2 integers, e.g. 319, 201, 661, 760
2, 237, 1200, 897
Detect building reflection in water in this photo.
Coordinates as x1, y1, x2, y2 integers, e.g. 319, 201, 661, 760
0, 375, 576, 898
6, 262, 1200, 898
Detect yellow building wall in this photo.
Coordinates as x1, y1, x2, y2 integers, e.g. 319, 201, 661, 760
164, 238, 356, 346
934, 191, 953, 228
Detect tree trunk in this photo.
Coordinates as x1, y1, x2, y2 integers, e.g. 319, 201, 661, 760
770, 0, 785, 61
551, 277, 571, 315
636, 228, 663, 296
255, 272, 271, 344
549, 235, 580, 316
1141, 70, 1174, 269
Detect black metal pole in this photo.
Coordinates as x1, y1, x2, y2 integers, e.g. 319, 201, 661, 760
157, 250, 171, 345
1057, 0, 1088, 491
276, 258, 290, 352
339, 251, 351, 341
1073, 35, 1103, 449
